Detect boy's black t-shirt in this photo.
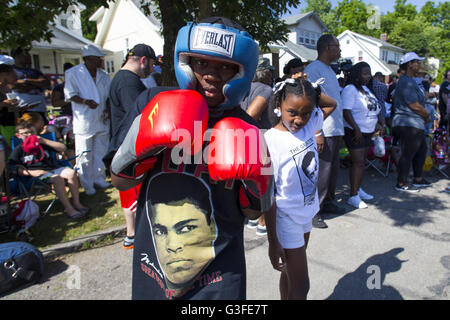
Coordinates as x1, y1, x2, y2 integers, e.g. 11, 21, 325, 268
126, 104, 267, 300
9, 143, 59, 171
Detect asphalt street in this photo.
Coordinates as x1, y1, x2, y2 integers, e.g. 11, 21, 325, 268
1, 167, 449, 300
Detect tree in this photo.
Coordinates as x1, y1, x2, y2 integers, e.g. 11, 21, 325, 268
139, 0, 302, 86
0, 0, 108, 49
331, 0, 375, 36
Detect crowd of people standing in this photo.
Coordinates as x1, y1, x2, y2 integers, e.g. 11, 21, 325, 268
0, 17, 449, 300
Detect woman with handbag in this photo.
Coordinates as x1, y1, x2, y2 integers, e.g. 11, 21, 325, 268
342, 62, 385, 209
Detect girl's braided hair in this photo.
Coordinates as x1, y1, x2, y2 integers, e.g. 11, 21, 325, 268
268, 77, 321, 126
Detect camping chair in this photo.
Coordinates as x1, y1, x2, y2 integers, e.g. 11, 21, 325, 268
9, 132, 91, 216
9, 131, 66, 216
365, 136, 395, 177
0, 167, 12, 234
430, 128, 449, 179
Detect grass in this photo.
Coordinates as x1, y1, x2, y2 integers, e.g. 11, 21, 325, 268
0, 178, 126, 250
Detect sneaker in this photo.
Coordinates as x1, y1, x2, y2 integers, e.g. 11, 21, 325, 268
412, 178, 432, 188
246, 219, 258, 229
358, 188, 374, 200
321, 202, 346, 215
395, 184, 420, 192
123, 236, 134, 250
347, 195, 368, 209
256, 225, 267, 236
312, 213, 328, 229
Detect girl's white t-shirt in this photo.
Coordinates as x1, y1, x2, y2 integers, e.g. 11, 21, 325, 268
342, 84, 380, 133
264, 108, 323, 224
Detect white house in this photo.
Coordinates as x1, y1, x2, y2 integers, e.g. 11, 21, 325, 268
265, 11, 329, 78
89, 0, 164, 77
11, 4, 111, 79
337, 30, 405, 76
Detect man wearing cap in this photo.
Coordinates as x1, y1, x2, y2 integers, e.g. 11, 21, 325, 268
64, 44, 111, 195
107, 43, 155, 249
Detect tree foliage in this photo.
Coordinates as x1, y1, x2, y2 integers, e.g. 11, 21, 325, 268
138, 0, 302, 85
0, 0, 109, 49
303, 0, 449, 76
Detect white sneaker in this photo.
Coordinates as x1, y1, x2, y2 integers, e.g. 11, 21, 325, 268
347, 195, 368, 209
246, 219, 258, 229
85, 187, 96, 196
256, 225, 267, 236
358, 188, 374, 200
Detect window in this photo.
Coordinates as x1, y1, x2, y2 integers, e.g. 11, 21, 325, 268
381, 49, 388, 62
358, 51, 363, 61
32, 54, 40, 70
105, 60, 115, 74
297, 30, 319, 47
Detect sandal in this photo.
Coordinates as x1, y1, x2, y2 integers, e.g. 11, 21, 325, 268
75, 206, 90, 215
67, 211, 86, 219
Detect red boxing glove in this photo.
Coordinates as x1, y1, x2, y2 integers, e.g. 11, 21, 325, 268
208, 117, 272, 211
111, 90, 208, 179
136, 89, 208, 158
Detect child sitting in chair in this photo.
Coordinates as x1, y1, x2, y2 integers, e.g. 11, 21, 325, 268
432, 128, 449, 169
9, 122, 89, 219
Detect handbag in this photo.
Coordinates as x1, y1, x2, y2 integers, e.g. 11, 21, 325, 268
373, 135, 386, 157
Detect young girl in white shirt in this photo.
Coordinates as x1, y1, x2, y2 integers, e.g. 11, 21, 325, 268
265, 78, 336, 300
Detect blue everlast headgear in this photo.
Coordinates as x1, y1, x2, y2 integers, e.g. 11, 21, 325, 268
174, 19, 259, 113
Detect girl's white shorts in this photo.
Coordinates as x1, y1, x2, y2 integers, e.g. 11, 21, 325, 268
276, 213, 313, 249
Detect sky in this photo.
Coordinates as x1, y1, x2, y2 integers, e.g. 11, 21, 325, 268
286, 0, 443, 15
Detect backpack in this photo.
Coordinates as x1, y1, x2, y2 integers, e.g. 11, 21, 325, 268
0, 241, 44, 295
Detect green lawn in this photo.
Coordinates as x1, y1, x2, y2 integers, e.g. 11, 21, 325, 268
0, 180, 126, 250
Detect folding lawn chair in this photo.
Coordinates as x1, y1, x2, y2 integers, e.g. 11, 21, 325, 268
9, 132, 60, 216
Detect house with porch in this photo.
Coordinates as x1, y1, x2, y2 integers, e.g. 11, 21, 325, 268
264, 11, 329, 78
11, 4, 112, 80
89, 0, 164, 77
337, 30, 405, 77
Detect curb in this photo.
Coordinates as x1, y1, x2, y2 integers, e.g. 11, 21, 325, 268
41, 225, 126, 260
40, 225, 268, 260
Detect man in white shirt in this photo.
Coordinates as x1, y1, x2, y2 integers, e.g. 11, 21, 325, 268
64, 45, 111, 195
304, 34, 345, 228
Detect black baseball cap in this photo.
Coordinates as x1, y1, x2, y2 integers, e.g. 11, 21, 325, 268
126, 44, 156, 60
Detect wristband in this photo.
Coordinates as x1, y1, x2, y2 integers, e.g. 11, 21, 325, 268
315, 130, 324, 137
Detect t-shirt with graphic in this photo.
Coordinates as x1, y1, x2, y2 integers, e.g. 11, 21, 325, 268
9, 143, 60, 171
264, 108, 323, 224
114, 106, 273, 300
342, 84, 380, 133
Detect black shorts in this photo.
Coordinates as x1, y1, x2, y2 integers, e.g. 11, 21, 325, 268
343, 127, 374, 149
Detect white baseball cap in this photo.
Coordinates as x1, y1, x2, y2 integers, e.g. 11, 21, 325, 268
82, 45, 106, 57
399, 52, 424, 65
0, 55, 15, 65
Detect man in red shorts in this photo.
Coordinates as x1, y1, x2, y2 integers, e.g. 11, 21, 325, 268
107, 43, 156, 249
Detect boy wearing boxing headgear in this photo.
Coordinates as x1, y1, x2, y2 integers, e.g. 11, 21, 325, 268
110, 17, 274, 300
